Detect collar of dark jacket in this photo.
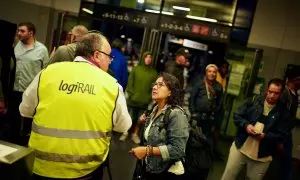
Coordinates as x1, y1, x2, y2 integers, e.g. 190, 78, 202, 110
257, 94, 284, 113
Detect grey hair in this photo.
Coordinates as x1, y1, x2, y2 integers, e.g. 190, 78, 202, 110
71, 25, 88, 41
75, 33, 108, 58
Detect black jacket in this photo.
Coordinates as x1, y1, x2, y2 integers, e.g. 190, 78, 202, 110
164, 60, 184, 89
234, 95, 291, 158
189, 80, 223, 115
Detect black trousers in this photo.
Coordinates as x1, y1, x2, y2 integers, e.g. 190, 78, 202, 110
8, 91, 32, 145
31, 164, 104, 180
184, 169, 210, 180
9, 91, 23, 143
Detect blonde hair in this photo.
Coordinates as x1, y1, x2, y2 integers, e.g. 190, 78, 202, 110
205, 64, 218, 71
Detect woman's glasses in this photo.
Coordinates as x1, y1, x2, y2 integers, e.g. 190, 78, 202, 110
152, 82, 166, 88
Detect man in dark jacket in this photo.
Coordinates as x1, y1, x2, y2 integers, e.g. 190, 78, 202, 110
277, 72, 299, 180
164, 48, 189, 89
221, 78, 291, 180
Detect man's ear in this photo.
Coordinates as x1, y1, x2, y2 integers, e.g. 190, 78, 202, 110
29, 31, 33, 36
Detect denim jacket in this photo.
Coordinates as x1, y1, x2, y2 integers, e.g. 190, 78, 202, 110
144, 104, 189, 174
234, 95, 291, 158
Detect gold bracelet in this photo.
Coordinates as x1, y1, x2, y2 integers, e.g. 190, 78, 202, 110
145, 146, 149, 157
146, 145, 153, 157
149, 146, 153, 156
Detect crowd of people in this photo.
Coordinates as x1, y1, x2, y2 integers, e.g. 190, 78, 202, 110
0, 22, 298, 180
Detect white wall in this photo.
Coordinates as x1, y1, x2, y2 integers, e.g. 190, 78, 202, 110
248, 0, 300, 80
21, 0, 81, 14
0, 0, 51, 44
249, 0, 300, 52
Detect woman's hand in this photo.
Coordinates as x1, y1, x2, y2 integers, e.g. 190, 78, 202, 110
129, 146, 147, 160
139, 114, 147, 124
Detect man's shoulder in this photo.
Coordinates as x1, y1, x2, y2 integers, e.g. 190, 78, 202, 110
35, 41, 48, 52
165, 60, 176, 66
57, 43, 76, 52
276, 100, 289, 113
164, 60, 177, 73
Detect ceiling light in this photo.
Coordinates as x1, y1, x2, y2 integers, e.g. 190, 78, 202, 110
145, 9, 160, 14
161, 11, 174, 16
137, 0, 145, 3
81, 8, 94, 14
82, 8, 93, 15
186, 15, 217, 23
173, 6, 190, 11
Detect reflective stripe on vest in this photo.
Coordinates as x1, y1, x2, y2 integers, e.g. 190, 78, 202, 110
35, 149, 105, 163
32, 122, 112, 139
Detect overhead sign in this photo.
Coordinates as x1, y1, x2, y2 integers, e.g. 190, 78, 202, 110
183, 39, 208, 51
91, 4, 159, 28
81, 3, 231, 43
159, 15, 231, 43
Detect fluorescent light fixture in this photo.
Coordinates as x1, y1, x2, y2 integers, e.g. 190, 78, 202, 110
186, 15, 217, 23
183, 39, 208, 51
161, 11, 174, 15
145, 9, 174, 15
137, 0, 145, 3
82, 8, 93, 14
173, 6, 190, 11
145, 9, 160, 14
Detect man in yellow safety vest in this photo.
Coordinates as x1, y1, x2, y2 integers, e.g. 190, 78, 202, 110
19, 32, 132, 179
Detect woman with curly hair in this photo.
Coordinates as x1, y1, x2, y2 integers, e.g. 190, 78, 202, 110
130, 72, 189, 180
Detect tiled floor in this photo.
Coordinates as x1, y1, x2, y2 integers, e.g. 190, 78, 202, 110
103, 133, 231, 180
1, 132, 300, 180
104, 133, 300, 180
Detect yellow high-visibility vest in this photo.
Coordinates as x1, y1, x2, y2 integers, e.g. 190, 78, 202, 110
29, 61, 119, 178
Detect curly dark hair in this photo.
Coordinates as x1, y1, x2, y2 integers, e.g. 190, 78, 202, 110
159, 72, 184, 106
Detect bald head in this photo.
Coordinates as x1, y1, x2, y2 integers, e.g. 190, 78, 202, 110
75, 33, 109, 57
70, 25, 88, 43
75, 33, 111, 71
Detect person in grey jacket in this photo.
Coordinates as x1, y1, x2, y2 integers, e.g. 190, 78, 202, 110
47, 25, 88, 66
130, 73, 189, 180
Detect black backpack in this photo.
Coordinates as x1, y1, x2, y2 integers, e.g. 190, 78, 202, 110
163, 106, 213, 173
184, 120, 213, 172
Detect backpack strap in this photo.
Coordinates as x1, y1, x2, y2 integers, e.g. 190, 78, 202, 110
252, 94, 257, 103
163, 105, 187, 128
